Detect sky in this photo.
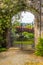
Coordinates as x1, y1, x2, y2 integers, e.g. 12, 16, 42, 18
12, 11, 35, 24
20, 11, 35, 23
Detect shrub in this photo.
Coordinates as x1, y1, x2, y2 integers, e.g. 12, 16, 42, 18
0, 47, 7, 52
35, 38, 43, 56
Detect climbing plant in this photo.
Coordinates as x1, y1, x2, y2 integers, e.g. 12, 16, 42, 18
0, 0, 27, 47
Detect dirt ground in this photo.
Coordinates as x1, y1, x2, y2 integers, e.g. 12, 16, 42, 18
0, 47, 43, 65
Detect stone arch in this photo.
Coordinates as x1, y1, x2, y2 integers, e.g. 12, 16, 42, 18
13, 9, 40, 46
11, 0, 41, 46
1, 0, 41, 47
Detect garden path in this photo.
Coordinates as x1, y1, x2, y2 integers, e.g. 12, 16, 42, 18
0, 47, 43, 65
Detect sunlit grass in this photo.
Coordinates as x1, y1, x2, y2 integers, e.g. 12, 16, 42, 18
14, 40, 34, 45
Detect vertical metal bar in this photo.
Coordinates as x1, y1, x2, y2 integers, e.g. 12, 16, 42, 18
20, 13, 23, 49
40, 0, 41, 38
21, 23, 22, 49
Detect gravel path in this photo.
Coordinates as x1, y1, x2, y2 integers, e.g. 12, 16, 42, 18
0, 48, 43, 65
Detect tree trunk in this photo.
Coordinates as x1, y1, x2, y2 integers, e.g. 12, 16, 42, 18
6, 28, 11, 48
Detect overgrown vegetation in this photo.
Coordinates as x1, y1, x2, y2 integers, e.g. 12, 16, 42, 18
35, 38, 43, 56
0, 0, 26, 48
0, 47, 7, 52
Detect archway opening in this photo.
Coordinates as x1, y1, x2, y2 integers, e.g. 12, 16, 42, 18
11, 11, 35, 50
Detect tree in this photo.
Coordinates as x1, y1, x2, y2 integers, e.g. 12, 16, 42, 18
0, 0, 26, 48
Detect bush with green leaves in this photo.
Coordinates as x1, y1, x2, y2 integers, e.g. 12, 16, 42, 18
35, 38, 43, 56
22, 32, 34, 39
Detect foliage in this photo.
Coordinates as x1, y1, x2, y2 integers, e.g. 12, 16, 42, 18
0, 0, 26, 47
22, 32, 34, 39
25, 24, 34, 29
14, 32, 34, 41
35, 38, 43, 56
0, 47, 7, 52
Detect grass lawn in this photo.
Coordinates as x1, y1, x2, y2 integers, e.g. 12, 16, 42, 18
13, 40, 34, 45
